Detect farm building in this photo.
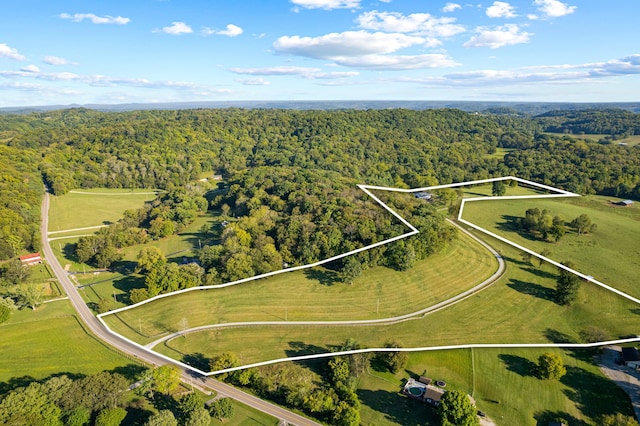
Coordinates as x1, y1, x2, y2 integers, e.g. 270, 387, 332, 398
19, 253, 42, 266
620, 200, 634, 206
621, 347, 640, 369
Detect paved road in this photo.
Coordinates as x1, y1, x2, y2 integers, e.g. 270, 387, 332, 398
146, 218, 506, 351
40, 189, 321, 426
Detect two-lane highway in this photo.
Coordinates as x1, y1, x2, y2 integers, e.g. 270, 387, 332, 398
40, 189, 321, 426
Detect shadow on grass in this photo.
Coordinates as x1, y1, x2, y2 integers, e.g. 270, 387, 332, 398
0, 375, 36, 394
561, 365, 636, 419
303, 268, 341, 286
544, 328, 576, 344
507, 279, 556, 302
62, 242, 79, 263
286, 341, 328, 357
523, 267, 559, 281
182, 353, 212, 372
111, 364, 147, 381
110, 260, 137, 275
630, 308, 640, 316
357, 389, 436, 426
533, 410, 583, 426
498, 354, 537, 377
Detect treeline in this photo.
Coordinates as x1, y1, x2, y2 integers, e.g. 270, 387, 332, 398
2, 106, 640, 260
75, 186, 208, 269
503, 135, 640, 198
536, 109, 640, 136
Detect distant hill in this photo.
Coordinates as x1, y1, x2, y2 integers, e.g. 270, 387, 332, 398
2, 100, 640, 115
536, 108, 640, 135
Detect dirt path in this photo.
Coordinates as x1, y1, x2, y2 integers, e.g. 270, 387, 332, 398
599, 346, 640, 421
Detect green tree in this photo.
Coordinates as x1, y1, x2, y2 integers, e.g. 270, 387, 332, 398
152, 365, 181, 395
210, 352, 240, 380
183, 408, 210, 426
0, 382, 63, 426
601, 413, 637, 426
95, 407, 127, 426
438, 389, 479, 426
492, 180, 506, 196
537, 352, 566, 380
341, 257, 362, 284
328, 357, 351, 384
178, 393, 204, 418
556, 261, 581, 306
0, 304, 10, 323
208, 398, 235, 421
16, 283, 45, 310
380, 340, 408, 374
570, 214, 595, 236
135, 247, 166, 273
144, 410, 178, 426
4, 259, 31, 284
64, 406, 91, 426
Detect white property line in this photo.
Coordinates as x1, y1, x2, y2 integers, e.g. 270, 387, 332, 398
68, 190, 160, 195
97, 176, 640, 376
49, 225, 109, 235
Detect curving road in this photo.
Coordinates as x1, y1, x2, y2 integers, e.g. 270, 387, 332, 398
40, 188, 321, 426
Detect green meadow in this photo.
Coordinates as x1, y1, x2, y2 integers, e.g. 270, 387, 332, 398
48, 188, 157, 231
461, 194, 640, 299
0, 301, 131, 382
104, 230, 497, 343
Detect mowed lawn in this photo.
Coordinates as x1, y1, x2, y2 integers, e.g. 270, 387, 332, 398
152, 236, 639, 366
48, 188, 158, 231
461, 194, 640, 299
0, 301, 131, 382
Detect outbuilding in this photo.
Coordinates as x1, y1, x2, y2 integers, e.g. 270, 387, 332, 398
621, 347, 640, 369
19, 253, 42, 266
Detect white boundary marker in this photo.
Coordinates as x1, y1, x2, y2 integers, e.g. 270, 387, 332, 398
97, 176, 640, 376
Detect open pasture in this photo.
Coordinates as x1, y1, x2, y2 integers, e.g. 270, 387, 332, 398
104, 230, 498, 343
48, 188, 157, 231
462, 194, 640, 299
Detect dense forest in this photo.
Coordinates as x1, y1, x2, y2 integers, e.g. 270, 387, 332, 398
1, 107, 640, 266
536, 108, 640, 136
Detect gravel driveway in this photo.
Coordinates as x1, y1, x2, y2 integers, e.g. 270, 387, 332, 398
599, 345, 640, 422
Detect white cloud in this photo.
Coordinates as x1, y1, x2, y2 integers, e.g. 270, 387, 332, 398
534, 0, 576, 18
203, 24, 243, 37
290, 0, 360, 10
396, 54, 640, 87
356, 11, 465, 37
0, 43, 26, 61
43, 56, 77, 66
309, 71, 360, 79
330, 53, 459, 70
157, 22, 193, 35
235, 78, 271, 86
442, 3, 462, 13
486, 1, 517, 18
59, 13, 130, 25
230, 66, 359, 79
463, 24, 532, 49
274, 31, 426, 59
0, 68, 231, 95
527, 14, 539, 20
20, 64, 40, 73
231, 66, 322, 76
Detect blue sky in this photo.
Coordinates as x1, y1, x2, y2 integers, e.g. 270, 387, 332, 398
1, 0, 639, 106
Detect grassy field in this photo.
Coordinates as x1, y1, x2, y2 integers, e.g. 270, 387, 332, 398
461, 194, 640, 299
358, 347, 633, 426
104, 230, 498, 343
0, 301, 133, 383
154, 233, 639, 361
483, 147, 518, 159
48, 188, 157, 231
545, 132, 640, 146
